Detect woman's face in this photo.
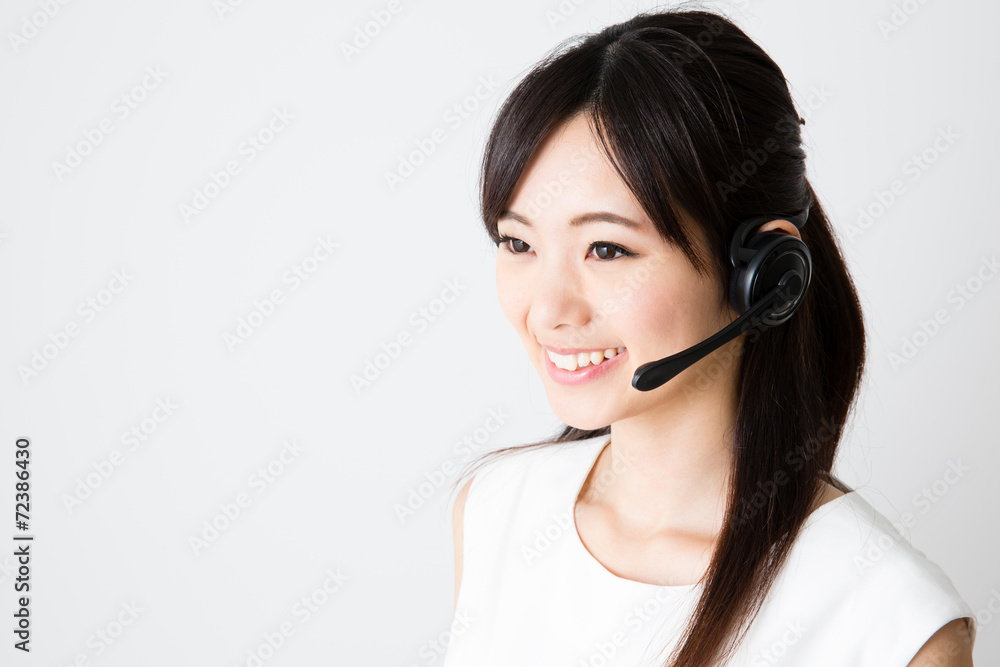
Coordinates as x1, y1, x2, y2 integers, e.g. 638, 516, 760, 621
495, 113, 738, 430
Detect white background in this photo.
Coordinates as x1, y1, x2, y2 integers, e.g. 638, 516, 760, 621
0, 0, 997, 664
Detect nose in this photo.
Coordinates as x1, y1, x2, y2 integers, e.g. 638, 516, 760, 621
526, 255, 593, 335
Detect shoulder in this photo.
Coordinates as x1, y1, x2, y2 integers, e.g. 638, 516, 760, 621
748, 490, 978, 665
816, 492, 971, 602
449, 440, 590, 609
450, 437, 603, 547
454, 439, 596, 509
449, 441, 570, 537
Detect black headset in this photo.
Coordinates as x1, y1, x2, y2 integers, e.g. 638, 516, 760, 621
728, 208, 812, 327
631, 207, 812, 391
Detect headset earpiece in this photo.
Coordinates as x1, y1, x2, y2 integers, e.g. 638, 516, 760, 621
728, 212, 812, 327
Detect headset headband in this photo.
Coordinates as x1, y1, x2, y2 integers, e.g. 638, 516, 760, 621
729, 207, 809, 269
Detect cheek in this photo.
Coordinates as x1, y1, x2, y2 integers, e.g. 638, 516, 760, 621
613, 273, 702, 348
495, 263, 527, 328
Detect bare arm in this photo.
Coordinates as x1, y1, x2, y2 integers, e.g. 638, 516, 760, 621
907, 618, 974, 667
452, 477, 475, 612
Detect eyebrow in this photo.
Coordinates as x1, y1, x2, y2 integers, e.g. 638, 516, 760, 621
498, 210, 641, 230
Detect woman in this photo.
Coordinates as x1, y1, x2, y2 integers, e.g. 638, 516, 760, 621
444, 7, 976, 666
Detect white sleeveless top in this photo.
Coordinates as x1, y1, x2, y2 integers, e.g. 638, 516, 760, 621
442, 433, 977, 666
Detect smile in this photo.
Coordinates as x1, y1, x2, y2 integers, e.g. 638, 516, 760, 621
546, 347, 626, 371
543, 346, 627, 385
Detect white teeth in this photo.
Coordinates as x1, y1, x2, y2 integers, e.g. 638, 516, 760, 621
547, 347, 625, 372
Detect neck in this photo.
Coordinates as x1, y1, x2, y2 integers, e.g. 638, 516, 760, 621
580, 376, 738, 540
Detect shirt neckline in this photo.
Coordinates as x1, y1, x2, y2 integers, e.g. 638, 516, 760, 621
567, 435, 858, 589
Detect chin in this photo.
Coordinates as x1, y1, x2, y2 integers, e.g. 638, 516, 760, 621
548, 400, 613, 432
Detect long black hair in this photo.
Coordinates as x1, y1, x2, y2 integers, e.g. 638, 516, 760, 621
449, 5, 866, 665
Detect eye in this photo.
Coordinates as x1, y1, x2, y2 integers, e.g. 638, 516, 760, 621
495, 235, 635, 261
589, 241, 633, 261
496, 235, 532, 255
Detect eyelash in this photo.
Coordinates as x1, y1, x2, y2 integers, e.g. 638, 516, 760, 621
495, 235, 635, 261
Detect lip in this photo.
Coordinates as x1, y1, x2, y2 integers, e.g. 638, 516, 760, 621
542, 345, 621, 355
543, 347, 628, 386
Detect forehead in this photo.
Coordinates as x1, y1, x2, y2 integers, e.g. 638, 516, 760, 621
504, 114, 652, 230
